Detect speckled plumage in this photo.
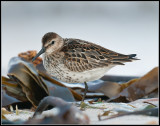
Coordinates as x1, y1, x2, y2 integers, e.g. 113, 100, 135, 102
33, 32, 139, 83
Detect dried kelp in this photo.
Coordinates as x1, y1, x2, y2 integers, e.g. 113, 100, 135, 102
69, 78, 139, 99
76, 67, 158, 101
89, 78, 139, 98
2, 77, 27, 105
2, 54, 82, 108
25, 96, 89, 124
100, 75, 139, 82
38, 71, 82, 101
101, 107, 158, 121
6, 57, 49, 107
107, 67, 158, 102
18, 50, 42, 66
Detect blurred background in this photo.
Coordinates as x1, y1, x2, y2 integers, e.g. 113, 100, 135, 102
2, 1, 159, 76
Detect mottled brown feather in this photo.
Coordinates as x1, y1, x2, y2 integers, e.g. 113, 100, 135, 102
61, 38, 138, 72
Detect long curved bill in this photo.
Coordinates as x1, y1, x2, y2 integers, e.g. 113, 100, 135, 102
32, 47, 45, 62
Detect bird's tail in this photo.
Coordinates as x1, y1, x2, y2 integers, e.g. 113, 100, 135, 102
111, 54, 140, 65
128, 54, 140, 60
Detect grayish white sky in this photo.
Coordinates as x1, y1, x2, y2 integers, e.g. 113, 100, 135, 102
2, 1, 159, 76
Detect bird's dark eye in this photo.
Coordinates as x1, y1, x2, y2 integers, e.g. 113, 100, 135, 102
51, 41, 55, 44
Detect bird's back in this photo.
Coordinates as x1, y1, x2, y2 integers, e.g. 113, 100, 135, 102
61, 38, 138, 73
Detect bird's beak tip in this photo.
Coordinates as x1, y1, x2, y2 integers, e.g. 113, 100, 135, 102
32, 47, 45, 62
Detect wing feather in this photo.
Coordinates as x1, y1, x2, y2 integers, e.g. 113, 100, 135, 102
61, 38, 138, 72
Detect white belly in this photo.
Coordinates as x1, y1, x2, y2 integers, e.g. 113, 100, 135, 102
63, 66, 114, 83
44, 61, 114, 83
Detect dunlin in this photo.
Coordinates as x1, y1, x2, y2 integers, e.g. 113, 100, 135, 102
32, 32, 139, 101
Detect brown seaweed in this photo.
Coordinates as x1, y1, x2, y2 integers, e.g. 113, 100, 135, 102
25, 96, 89, 124
2, 55, 82, 108
107, 67, 158, 102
